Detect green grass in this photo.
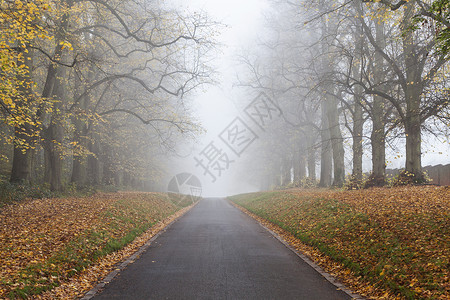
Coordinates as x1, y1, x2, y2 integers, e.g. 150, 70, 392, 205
229, 189, 449, 299
5, 194, 186, 299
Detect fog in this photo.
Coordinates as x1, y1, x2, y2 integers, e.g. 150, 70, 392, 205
1, 0, 448, 196
163, 0, 271, 197
164, 0, 450, 197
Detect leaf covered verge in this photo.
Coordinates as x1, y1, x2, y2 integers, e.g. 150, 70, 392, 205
0, 192, 191, 299
229, 186, 449, 299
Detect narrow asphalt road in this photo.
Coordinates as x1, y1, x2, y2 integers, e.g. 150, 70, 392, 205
92, 198, 351, 299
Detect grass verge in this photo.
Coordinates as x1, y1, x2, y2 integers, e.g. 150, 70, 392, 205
229, 186, 449, 300
0, 192, 196, 299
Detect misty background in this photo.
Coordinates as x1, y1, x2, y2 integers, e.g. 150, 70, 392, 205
1, 0, 449, 197
166, 0, 450, 197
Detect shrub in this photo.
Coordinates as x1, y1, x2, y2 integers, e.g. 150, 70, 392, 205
0, 181, 53, 206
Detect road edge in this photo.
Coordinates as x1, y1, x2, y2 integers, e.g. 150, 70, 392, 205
79, 200, 199, 300
228, 199, 365, 300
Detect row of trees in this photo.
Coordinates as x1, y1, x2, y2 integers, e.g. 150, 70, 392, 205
238, 0, 449, 188
0, 0, 217, 191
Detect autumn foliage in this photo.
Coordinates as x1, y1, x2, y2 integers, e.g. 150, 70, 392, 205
230, 186, 449, 299
0, 192, 189, 299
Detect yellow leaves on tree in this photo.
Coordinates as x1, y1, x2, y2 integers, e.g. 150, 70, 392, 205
0, 0, 52, 147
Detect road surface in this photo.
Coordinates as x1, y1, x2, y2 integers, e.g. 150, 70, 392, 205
92, 198, 351, 299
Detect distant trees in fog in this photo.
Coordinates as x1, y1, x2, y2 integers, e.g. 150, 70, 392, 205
237, 0, 449, 188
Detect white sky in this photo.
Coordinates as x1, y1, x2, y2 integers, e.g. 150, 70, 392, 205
178, 0, 269, 45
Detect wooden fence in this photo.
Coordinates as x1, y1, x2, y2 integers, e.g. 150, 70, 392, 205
386, 164, 450, 186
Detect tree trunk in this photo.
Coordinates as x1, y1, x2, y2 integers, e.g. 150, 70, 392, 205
352, 103, 363, 182
319, 12, 344, 187
319, 102, 332, 187
10, 131, 32, 183
71, 121, 88, 186
40, 7, 71, 191
45, 69, 66, 191
402, 1, 423, 179
371, 118, 386, 183
273, 171, 281, 188
351, 8, 364, 183
47, 124, 64, 191
326, 93, 345, 187
71, 155, 86, 186
70, 66, 91, 186
306, 133, 316, 181
369, 12, 387, 186
87, 138, 101, 185
405, 90, 422, 177
10, 46, 34, 184
102, 144, 115, 185
281, 155, 292, 186
294, 140, 306, 183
